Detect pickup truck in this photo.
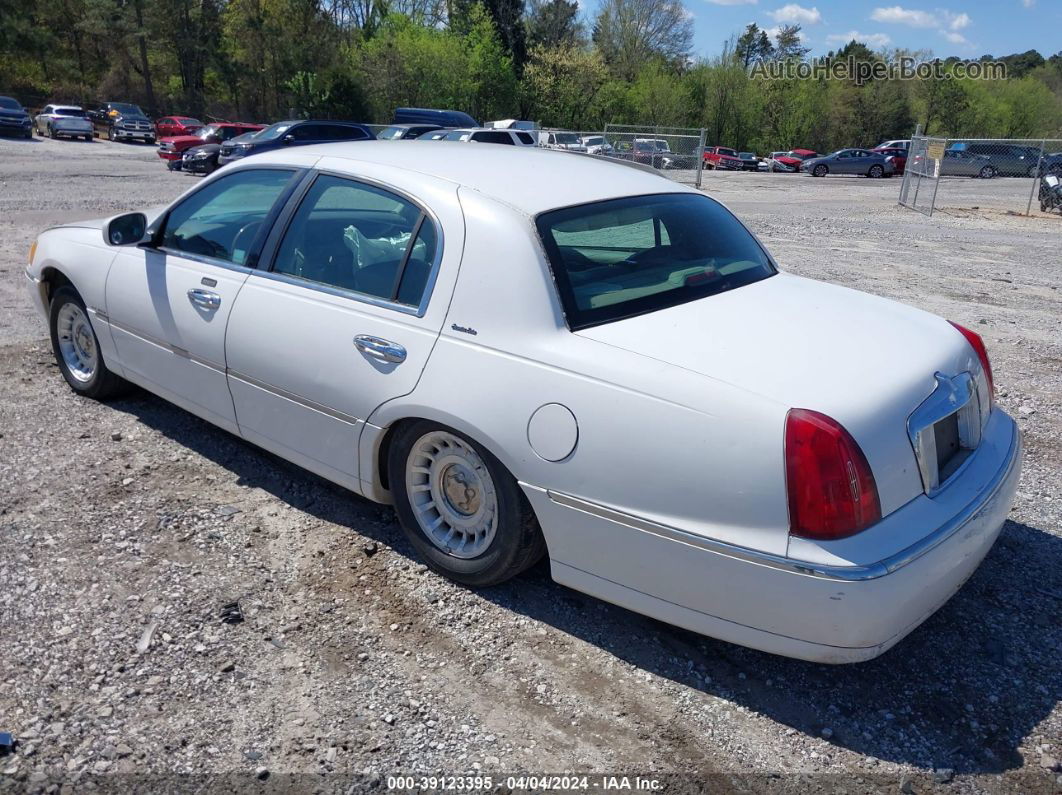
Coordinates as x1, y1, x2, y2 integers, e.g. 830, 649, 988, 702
86, 102, 156, 143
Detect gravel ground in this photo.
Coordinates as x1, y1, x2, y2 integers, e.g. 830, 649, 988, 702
0, 136, 1060, 794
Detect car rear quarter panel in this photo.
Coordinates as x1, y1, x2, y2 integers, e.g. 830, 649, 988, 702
367, 188, 793, 558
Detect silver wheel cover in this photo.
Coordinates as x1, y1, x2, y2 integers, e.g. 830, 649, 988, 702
405, 431, 498, 559
56, 303, 98, 383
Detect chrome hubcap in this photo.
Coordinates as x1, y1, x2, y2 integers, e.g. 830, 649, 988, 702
56, 303, 97, 382
405, 431, 498, 559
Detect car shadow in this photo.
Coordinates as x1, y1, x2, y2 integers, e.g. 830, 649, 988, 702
110, 388, 1060, 776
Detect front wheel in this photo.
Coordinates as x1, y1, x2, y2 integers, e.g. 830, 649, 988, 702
49, 286, 129, 399
388, 422, 545, 587
868, 165, 884, 178
813, 164, 828, 177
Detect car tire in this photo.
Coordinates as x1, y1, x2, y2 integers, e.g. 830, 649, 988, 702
48, 125, 57, 139
979, 165, 996, 179
868, 165, 884, 178
388, 421, 546, 588
84, 135, 92, 142
813, 164, 828, 177
107, 126, 115, 141
49, 286, 130, 400
35, 124, 43, 136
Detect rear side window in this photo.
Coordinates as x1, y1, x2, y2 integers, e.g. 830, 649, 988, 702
516, 132, 535, 144
162, 169, 296, 265
271, 174, 438, 308
537, 193, 775, 330
325, 125, 369, 140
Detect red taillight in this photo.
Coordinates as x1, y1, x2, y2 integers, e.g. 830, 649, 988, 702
949, 321, 994, 401
785, 409, 881, 541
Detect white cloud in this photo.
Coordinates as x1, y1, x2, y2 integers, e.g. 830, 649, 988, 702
826, 30, 892, 47
764, 24, 807, 40
1022, 0, 1034, 6
870, 6, 937, 27
705, 0, 757, 5
947, 12, 970, 29
768, 3, 822, 24
940, 30, 968, 44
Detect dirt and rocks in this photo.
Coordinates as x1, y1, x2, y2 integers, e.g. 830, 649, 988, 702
0, 135, 1059, 793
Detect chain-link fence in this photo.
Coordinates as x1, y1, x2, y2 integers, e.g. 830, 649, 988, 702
900, 135, 1062, 217
601, 124, 707, 187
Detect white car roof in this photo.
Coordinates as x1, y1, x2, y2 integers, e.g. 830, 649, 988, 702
247, 140, 690, 216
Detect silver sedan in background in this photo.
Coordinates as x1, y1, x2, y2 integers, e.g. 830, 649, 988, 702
801, 148, 895, 178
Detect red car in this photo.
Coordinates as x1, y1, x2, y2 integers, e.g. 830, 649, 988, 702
771, 148, 820, 172
873, 146, 907, 175
155, 116, 204, 138
156, 122, 264, 164
703, 146, 743, 170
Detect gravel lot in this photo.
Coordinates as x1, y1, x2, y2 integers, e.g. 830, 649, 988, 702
0, 135, 1059, 794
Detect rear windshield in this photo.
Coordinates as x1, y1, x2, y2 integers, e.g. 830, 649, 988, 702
55, 108, 86, 117
536, 193, 775, 330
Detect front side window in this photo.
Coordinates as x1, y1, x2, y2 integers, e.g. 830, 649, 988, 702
537, 193, 775, 330
272, 174, 438, 307
162, 169, 295, 265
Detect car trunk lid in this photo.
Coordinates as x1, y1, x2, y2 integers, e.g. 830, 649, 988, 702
575, 272, 977, 515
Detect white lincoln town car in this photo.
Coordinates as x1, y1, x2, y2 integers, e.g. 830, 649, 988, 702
26, 143, 1021, 663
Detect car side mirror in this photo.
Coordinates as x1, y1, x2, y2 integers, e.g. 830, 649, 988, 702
104, 212, 149, 246
282, 134, 295, 145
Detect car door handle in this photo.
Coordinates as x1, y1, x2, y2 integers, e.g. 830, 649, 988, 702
187, 289, 221, 310
354, 335, 406, 364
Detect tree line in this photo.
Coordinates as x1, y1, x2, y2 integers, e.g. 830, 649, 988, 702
2, 0, 1061, 153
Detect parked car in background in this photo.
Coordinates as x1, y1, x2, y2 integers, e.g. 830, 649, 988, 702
417, 129, 451, 141
873, 146, 907, 175
737, 152, 760, 171
771, 149, 819, 172
0, 95, 33, 138
703, 146, 743, 171
581, 135, 613, 155
801, 149, 895, 178
219, 119, 374, 161
86, 102, 155, 143
763, 152, 786, 171
541, 131, 587, 152
963, 143, 1056, 178
34, 105, 93, 140
440, 128, 537, 146
155, 116, 203, 138
394, 107, 478, 128
215, 130, 262, 169
28, 143, 1020, 664
179, 130, 262, 174
158, 122, 263, 168
876, 139, 910, 150
378, 124, 443, 140
909, 149, 997, 179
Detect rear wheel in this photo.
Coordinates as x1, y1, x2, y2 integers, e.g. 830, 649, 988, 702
389, 421, 545, 587
813, 164, 828, 177
979, 165, 996, 179
868, 165, 884, 178
49, 286, 129, 399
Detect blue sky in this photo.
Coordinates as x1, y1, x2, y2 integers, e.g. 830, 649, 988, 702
674, 0, 1062, 60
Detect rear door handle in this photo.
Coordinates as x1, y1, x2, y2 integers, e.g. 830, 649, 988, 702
354, 335, 406, 364
188, 289, 221, 309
